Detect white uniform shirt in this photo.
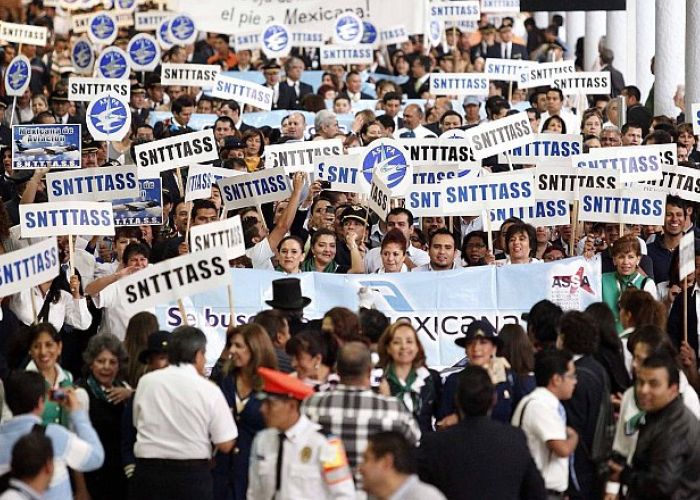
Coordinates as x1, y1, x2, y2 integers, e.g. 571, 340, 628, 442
364, 245, 429, 273
133, 364, 238, 460
9, 288, 92, 331
246, 238, 275, 270
92, 281, 154, 341
538, 109, 580, 135
511, 387, 569, 493
247, 415, 355, 500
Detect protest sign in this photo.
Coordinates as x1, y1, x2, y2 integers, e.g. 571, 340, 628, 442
519, 60, 575, 89
112, 177, 163, 226
573, 145, 664, 182
71, 37, 94, 75
20, 201, 115, 238
12, 124, 81, 170
211, 74, 273, 111
118, 247, 229, 312
397, 137, 478, 167
86, 92, 131, 141
481, 0, 520, 13
499, 134, 582, 164
680, 231, 695, 279
260, 23, 292, 59
218, 168, 291, 211
368, 174, 391, 221
429, 1, 480, 20
47, 165, 139, 202
71, 12, 92, 33
161, 63, 220, 88
639, 163, 700, 203
439, 170, 535, 216
578, 187, 666, 225
95, 47, 130, 80
127, 33, 160, 71
320, 45, 374, 65
168, 14, 197, 45
534, 165, 619, 202
134, 129, 218, 171
552, 71, 611, 95
429, 73, 489, 96
406, 187, 447, 217
135, 10, 172, 31
115, 9, 135, 28
185, 164, 241, 202
412, 164, 478, 186
68, 77, 130, 101
190, 215, 246, 260
4, 56, 31, 97
0, 238, 59, 297
0, 21, 48, 46
88, 12, 118, 45
484, 58, 535, 82
464, 112, 535, 160
264, 139, 343, 173
489, 199, 570, 230
233, 31, 260, 51
361, 139, 413, 197
692, 103, 700, 136
290, 31, 325, 47
379, 25, 409, 46
315, 154, 370, 194
333, 13, 363, 45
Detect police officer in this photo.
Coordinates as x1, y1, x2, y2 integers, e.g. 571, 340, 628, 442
247, 367, 355, 499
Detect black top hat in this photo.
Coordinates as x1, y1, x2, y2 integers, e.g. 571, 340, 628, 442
265, 278, 311, 310
455, 320, 501, 348
138, 331, 171, 364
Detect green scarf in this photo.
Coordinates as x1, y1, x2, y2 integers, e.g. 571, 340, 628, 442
616, 271, 642, 292
87, 375, 110, 403
625, 392, 646, 435
386, 364, 418, 410
301, 258, 337, 273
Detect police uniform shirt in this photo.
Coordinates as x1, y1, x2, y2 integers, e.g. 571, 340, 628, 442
93, 280, 155, 341
247, 414, 355, 500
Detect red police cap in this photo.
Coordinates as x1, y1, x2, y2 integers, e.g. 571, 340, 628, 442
257, 367, 314, 401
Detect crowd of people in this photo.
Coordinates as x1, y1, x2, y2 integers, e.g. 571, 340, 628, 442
0, 1, 700, 499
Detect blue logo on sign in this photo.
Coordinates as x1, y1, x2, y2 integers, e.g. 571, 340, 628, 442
336, 15, 361, 43
362, 142, 408, 189
129, 37, 157, 67
72, 40, 93, 70
170, 15, 195, 42
430, 20, 441, 42
358, 281, 413, 311
89, 95, 128, 135
99, 50, 128, 79
262, 25, 289, 53
7, 59, 29, 92
90, 13, 116, 41
116, 0, 136, 9
361, 21, 377, 44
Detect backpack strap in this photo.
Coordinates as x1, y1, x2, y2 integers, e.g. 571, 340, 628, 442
517, 397, 535, 428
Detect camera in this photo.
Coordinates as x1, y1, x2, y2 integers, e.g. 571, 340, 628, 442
319, 181, 332, 190
49, 389, 67, 402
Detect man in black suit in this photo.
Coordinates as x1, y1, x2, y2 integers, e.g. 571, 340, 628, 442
558, 311, 611, 500
668, 250, 700, 367
487, 23, 528, 60
622, 85, 652, 136
599, 48, 625, 97
418, 366, 546, 500
400, 55, 432, 99
130, 83, 151, 128
50, 89, 83, 125
279, 57, 313, 110
0, 98, 10, 147
338, 71, 374, 102
262, 61, 297, 111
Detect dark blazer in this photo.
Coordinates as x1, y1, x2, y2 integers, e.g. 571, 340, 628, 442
338, 90, 375, 101
486, 42, 528, 60
418, 416, 546, 500
626, 103, 653, 136
668, 288, 699, 361
267, 82, 298, 111
280, 80, 313, 109
401, 77, 430, 99
602, 64, 625, 97
384, 367, 442, 434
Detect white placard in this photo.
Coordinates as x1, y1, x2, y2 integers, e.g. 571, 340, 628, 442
397, 138, 478, 167
379, 25, 409, 46
68, 77, 130, 101
429, 1, 480, 20
429, 73, 489, 96
117, 247, 229, 312
519, 60, 576, 89
20, 201, 115, 238
319, 45, 374, 65
134, 129, 218, 171
135, 11, 173, 31
0, 238, 59, 296
534, 165, 619, 202
499, 134, 583, 164
638, 163, 700, 203
552, 71, 611, 95
0, 21, 48, 46
692, 103, 700, 136
489, 199, 569, 231
578, 187, 666, 225
680, 231, 696, 278
185, 164, 241, 202
265, 139, 343, 173
480, 0, 519, 13
71, 12, 92, 33
218, 168, 291, 211
211, 74, 273, 111
573, 145, 665, 182
439, 170, 535, 216
190, 215, 245, 261
484, 58, 535, 82
368, 174, 391, 221
47, 165, 139, 202
314, 154, 370, 194
161, 63, 220, 89
465, 112, 535, 160
291, 31, 325, 48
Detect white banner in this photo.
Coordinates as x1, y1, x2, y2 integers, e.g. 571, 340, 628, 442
218, 168, 291, 210
20, 201, 115, 238
465, 112, 535, 160
161, 63, 220, 89
429, 73, 489, 96
578, 187, 666, 225
320, 45, 374, 65
47, 165, 140, 202
190, 215, 246, 261
71, 12, 92, 33
117, 247, 229, 312
68, 77, 130, 101
134, 129, 218, 171
264, 139, 343, 173
211, 74, 273, 111
379, 25, 409, 46
0, 21, 48, 46
0, 238, 59, 296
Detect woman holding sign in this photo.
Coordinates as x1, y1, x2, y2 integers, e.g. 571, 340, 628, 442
602, 236, 659, 334
300, 228, 364, 274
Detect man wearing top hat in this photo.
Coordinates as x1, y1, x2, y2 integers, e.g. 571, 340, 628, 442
266, 277, 316, 335
248, 367, 355, 499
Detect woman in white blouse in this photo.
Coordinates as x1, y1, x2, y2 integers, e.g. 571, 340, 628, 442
377, 229, 409, 273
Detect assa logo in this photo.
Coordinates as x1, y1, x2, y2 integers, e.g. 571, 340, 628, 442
551, 266, 594, 295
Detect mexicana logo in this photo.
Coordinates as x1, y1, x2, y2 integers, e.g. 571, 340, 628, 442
358, 281, 413, 311
128, 34, 158, 70
72, 39, 93, 72
89, 13, 116, 42
362, 141, 408, 189
169, 15, 196, 44
6, 57, 29, 93
334, 13, 363, 44
97, 48, 129, 79
361, 21, 377, 44
87, 93, 130, 140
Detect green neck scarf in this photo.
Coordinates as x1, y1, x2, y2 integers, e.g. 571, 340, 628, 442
301, 258, 337, 273
386, 363, 418, 404
87, 375, 110, 403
